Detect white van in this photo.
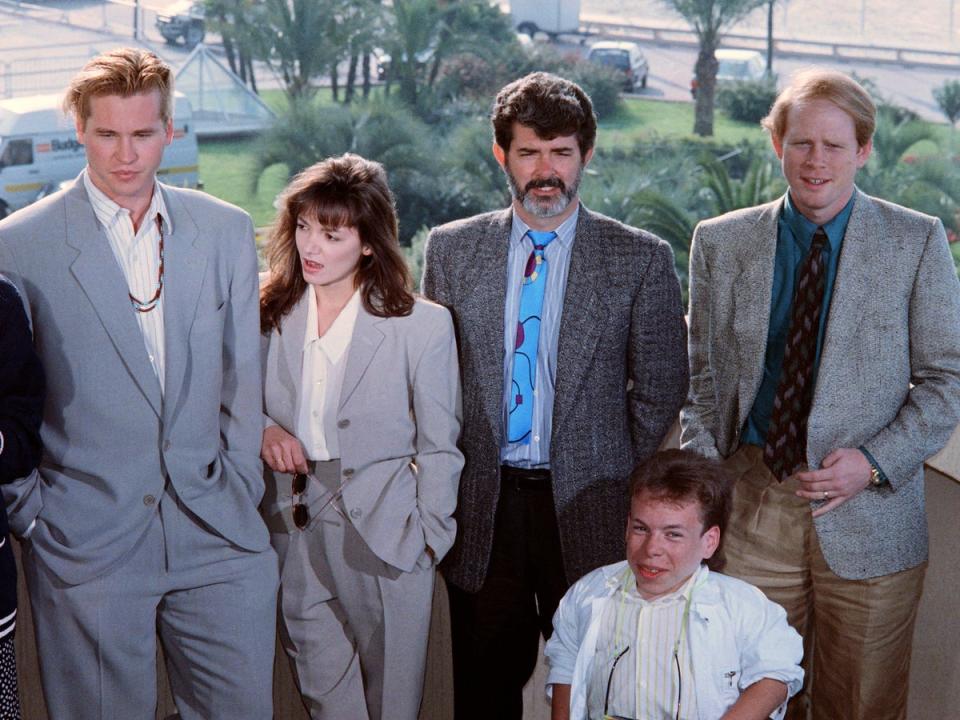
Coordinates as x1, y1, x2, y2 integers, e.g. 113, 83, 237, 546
0, 92, 199, 218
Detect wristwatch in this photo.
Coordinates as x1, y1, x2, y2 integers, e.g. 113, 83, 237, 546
859, 445, 886, 488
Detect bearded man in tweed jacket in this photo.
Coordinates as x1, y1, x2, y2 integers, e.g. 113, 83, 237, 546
421, 73, 688, 719
681, 69, 960, 720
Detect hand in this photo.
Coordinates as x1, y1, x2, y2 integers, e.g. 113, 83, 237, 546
792, 447, 872, 517
261, 425, 309, 475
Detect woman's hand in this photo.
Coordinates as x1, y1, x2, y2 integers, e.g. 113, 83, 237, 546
261, 425, 309, 475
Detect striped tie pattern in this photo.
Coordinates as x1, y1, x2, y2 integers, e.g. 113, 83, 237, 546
507, 229, 557, 444
763, 227, 828, 481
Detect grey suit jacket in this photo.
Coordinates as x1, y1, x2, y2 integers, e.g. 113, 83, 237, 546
260, 293, 463, 573
422, 206, 689, 593
681, 190, 960, 580
0, 176, 269, 585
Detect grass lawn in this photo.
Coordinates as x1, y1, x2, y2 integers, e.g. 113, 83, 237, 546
599, 97, 767, 149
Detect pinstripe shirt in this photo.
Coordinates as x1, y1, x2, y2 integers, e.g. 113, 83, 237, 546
84, 171, 169, 390
500, 207, 579, 468
586, 566, 703, 720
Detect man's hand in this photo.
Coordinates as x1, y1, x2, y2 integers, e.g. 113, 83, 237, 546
792, 447, 872, 517
261, 425, 309, 475
719, 678, 788, 720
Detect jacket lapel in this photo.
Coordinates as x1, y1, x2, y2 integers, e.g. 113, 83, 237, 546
812, 189, 874, 407
553, 207, 608, 432
280, 290, 310, 398
159, 186, 206, 415
462, 210, 512, 437
339, 303, 385, 411
65, 181, 163, 417
731, 199, 781, 425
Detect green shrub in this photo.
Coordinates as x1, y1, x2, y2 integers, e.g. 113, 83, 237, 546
716, 78, 778, 124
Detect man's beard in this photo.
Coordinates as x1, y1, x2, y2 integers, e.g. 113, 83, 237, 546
504, 163, 583, 219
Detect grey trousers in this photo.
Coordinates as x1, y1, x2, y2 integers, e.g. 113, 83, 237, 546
24, 487, 279, 720
271, 460, 434, 720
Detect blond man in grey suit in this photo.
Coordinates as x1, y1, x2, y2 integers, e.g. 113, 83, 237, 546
681, 68, 960, 720
0, 49, 277, 718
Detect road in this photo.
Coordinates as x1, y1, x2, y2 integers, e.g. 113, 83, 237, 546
0, 0, 953, 122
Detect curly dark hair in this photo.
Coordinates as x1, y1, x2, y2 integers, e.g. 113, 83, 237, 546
628, 449, 733, 571
491, 72, 597, 156
260, 154, 414, 333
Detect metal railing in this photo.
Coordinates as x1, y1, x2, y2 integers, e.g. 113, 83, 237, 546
580, 14, 960, 70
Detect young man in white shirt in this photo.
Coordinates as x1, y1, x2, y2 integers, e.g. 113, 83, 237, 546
546, 449, 803, 720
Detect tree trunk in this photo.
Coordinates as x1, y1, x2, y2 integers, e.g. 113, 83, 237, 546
246, 53, 258, 95
362, 52, 371, 99
221, 28, 238, 75
331, 62, 339, 102
345, 52, 358, 104
693, 45, 719, 137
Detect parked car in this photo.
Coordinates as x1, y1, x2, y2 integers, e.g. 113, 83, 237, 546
586, 40, 649, 91
690, 48, 766, 98
156, 0, 206, 49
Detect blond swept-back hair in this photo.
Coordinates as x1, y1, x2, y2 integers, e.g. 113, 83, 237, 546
762, 68, 876, 148
64, 47, 173, 128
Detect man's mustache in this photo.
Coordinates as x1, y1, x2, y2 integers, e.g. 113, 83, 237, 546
524, 177, 565, 194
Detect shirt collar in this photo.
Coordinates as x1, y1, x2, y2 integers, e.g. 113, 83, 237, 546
83, 169, 171, 235
783, 190, 856, 253
621, 564, 707, 607
509, 203, 580, 250
304, 288, 361, 364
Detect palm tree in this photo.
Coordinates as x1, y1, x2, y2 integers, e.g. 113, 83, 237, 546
933, 80, 960, 152
660, 0, 767, 136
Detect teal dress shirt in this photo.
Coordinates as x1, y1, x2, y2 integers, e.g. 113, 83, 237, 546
741, 192, 855, 447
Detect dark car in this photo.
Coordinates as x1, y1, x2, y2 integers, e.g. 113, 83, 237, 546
586, 41, 649, 92
156, 0, 206, 49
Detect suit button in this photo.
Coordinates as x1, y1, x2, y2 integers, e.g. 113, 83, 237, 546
337, 419, 350, 429
143, 495, 156, 506
350, 508, 362, 519
343, 468, 354, 477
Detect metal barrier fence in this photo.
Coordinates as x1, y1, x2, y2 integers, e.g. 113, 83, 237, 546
581, 14, 960, 70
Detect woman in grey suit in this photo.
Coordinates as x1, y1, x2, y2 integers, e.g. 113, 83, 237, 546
259, 154, 463, 720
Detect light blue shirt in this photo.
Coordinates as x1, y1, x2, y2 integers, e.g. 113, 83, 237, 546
500, 207, 579, 468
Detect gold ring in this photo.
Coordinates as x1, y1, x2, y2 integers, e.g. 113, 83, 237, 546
823, 490, 830, 500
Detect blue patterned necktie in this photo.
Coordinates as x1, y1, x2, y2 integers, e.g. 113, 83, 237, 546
507, 229, 557, 444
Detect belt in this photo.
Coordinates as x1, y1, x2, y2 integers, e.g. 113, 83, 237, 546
500, 465, 552, 491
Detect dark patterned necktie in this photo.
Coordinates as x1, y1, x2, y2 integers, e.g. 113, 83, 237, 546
763, 227, 828, 481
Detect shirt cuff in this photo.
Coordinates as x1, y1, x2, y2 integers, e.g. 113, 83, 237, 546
23, 519, 35, 539
858, 446, 888, 484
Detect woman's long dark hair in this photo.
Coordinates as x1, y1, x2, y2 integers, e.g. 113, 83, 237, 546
260, 153, 414, 333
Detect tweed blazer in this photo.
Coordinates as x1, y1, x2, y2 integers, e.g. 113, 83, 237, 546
260, 292, 463, 573
0, 176, 269, 585
422, 206, 689, 593
681, 190, 960, 580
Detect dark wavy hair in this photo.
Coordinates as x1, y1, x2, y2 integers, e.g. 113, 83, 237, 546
628, 449, 733, 571
491, 72, 597, 156
260, 154, 414, 333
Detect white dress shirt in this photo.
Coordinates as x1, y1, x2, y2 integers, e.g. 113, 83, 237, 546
84, 171, 169, 390
296, 289, 360, 461
586, 567, 702, 720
